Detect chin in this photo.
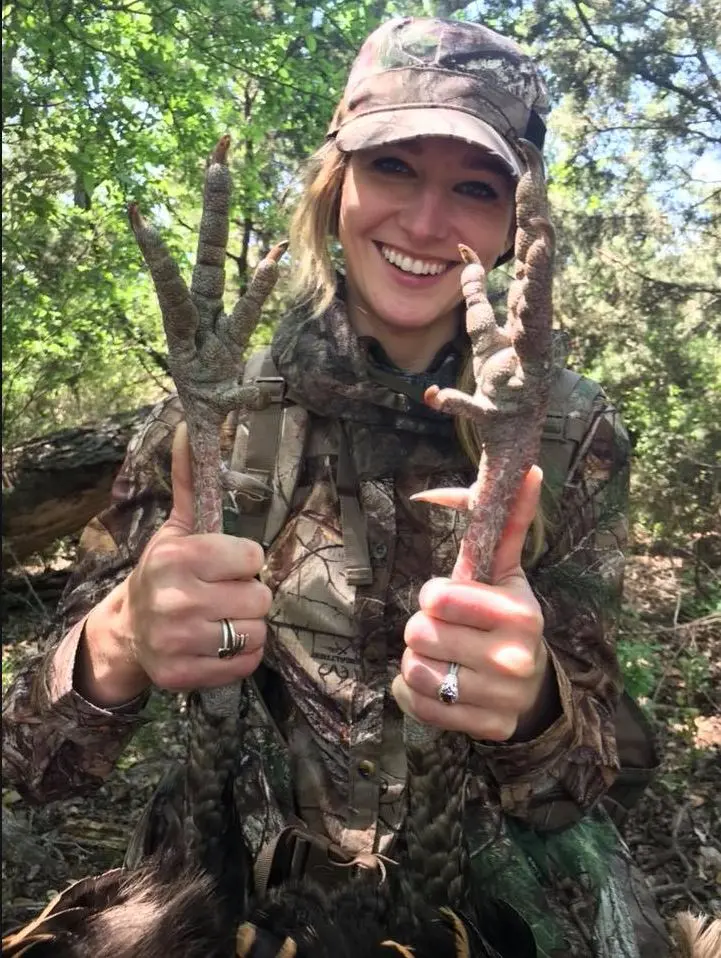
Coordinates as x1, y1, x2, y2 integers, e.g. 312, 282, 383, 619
372, 296, 459, 331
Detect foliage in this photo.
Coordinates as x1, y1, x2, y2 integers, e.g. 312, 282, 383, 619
456, 0, 721, 548
2, 0, 385, 443
617, 555, 718, 742
616, 633, 664, 702
3, 0, 720, 550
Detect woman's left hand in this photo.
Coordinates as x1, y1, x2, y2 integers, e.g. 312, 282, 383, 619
392, 466, 557, 742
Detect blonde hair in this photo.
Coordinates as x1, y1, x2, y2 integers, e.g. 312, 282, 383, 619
288, 139, 546, 563
288, 140, 349, 316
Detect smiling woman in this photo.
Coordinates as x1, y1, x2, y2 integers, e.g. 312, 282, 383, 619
337, 140, 515, 371
3, 15, 669, 958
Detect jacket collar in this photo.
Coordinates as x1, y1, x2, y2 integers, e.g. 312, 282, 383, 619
271, 294, 467, 437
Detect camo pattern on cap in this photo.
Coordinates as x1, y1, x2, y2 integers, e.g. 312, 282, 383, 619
329, 17, 549, 147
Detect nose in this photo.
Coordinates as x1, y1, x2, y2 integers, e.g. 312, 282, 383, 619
396, 185, 449, 245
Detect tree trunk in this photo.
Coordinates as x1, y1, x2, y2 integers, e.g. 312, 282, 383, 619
2, 405, 154, 560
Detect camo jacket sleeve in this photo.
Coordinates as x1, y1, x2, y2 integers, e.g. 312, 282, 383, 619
1, 396, 187, 804
472, 387, 631, 829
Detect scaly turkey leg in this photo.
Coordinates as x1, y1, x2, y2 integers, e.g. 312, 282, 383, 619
128, 136, 285, 901
401, 142, 555, 917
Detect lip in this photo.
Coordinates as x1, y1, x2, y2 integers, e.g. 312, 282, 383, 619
373, 242, 460, 287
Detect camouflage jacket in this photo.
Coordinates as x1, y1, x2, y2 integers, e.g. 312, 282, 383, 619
3, 296, 631, 865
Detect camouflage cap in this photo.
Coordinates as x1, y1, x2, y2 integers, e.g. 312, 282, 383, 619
328, 17, 549, 177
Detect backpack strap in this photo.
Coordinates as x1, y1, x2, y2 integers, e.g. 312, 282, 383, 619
231, 349, 371, 583
540, 368, 603, 493
229, 348, 289, 547
336, 423, 373, 586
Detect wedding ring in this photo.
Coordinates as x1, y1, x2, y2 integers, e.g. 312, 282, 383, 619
218, 619, 248, 659
437, 661, 460, 705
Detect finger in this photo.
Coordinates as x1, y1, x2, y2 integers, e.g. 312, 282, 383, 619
147, 609, 267, 659
184, 533, 266, 582
145, 526, 266, 586
401, 649, 536, 709
202, 617, 267, 659
415, 580, 543, 633
490, 465, 543, 585
404, 614, 540, 677
391, 674, 517, 741
193, 577, 272, 623
151, 644, 265, 693
165, 422, 195, 534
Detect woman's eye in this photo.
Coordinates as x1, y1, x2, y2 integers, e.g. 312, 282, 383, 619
371, 156, 413, 176
456, 180, 500, 200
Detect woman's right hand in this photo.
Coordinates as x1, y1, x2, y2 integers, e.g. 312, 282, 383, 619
77, 423, 271, 707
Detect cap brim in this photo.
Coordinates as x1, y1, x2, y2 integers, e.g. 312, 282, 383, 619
334, 107, 522, 177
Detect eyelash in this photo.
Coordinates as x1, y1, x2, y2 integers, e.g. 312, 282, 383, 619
372, 156, 410, 176
370, 157, 500, 200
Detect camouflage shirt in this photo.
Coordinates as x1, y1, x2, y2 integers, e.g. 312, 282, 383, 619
3, 296, 631, 863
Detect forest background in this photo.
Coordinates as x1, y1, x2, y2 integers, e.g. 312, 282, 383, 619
2, 0, 720, 931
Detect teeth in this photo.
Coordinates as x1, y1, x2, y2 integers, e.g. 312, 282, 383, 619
381, 245, 447, 276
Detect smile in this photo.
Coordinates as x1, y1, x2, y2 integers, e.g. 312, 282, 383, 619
379, 244, 451, 276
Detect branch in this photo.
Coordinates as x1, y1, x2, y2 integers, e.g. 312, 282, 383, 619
597, 250, 721, 297
569, 0, 721, 124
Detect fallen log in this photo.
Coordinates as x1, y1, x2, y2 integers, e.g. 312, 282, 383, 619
2, 405, 155, 560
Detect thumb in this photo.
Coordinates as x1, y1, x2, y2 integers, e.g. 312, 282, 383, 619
491, 465, 543, 585
165, 422, 195, 535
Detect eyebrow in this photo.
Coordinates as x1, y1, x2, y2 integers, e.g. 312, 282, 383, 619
463, 153, 513, 175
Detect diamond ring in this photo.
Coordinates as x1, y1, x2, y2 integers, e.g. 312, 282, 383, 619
437, 661, 461, 705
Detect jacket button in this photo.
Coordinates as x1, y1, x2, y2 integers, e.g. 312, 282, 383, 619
371, 542, 388, 561
357, 759, 376, 779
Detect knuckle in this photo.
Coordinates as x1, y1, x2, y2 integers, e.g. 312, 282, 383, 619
410, 694, 437, 725
147, 537, 186, 572
483, 714, 517, 742
240, 537, 265, 572
513, 649, 538, 680
423, 586, 453, 618
492, 642, 537, 679
513, 604, 544, 636
400, 650, 425, 690
234, 647, 264, 679
250, 622, 267, 649
404, 611, 435, 648
149, 586, 195, 623
153, 662, 189, 692
248, 581, 273, 617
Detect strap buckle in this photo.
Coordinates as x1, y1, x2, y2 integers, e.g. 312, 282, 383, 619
345, 565, 374, 586
255, 376, 285, 404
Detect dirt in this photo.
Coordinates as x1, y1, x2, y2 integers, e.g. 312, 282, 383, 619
619, 555, 721, 922
1, 554, 719, 936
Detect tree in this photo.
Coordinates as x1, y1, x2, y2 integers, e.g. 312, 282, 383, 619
3, 0, 719, 551
2, 0, 385, 445
453, 0, 721, 547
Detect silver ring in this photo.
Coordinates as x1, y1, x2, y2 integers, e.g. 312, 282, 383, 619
217, 619, 248, 659
437, 662, 460, 705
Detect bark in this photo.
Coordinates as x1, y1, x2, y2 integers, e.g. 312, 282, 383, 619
2, 405, 154, 560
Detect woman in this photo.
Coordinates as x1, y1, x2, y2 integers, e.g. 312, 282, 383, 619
3, 16, 668, 958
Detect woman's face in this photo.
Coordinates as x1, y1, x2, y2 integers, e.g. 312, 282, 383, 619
338, 137, 516, 351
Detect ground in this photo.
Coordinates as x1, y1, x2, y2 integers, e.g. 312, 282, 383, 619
1, 551, 719, 938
